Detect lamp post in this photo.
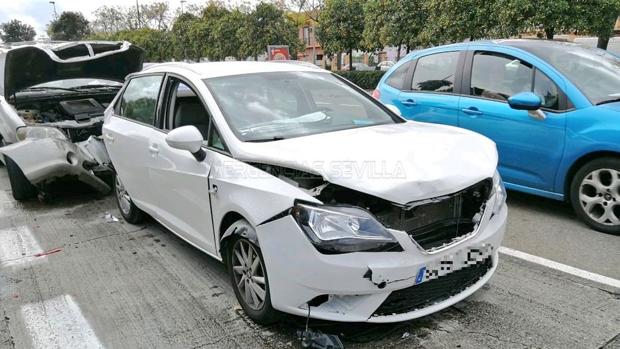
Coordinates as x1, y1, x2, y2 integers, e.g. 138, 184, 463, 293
135, 0, 141, 28
49, 1, 58, 20
181, 0, 187, 14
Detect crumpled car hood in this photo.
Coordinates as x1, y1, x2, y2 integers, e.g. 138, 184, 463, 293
0, 41, 144, 96
234, 121, 498, 205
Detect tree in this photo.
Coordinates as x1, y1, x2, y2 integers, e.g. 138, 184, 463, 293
529, 0, 571, 39
188, 4, 230, 61
0, 20, 36, 42
422, 0, 497, 44
317, 0, 365, 69
238, 2, 302, 60
574, 0, 620, 49
171, 12, 199, 61
48, 11, 90, 41
212, 9, 247, 60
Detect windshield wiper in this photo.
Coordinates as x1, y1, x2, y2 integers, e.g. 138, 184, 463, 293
74, 84, 120, 89
596, 97, 620, 106
24, 86, 80, 92
245, 136, 286, 142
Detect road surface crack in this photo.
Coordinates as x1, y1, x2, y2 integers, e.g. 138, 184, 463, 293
599, 332, 620, 349
1, 310, 15, 349
465, 330, 530, 347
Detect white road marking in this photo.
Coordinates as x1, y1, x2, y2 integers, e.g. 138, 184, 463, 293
499, 246, 620, 289
21, 295, 104, 349
0, 226, 43, 267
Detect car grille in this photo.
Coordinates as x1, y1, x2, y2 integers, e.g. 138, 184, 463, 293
377, 179, 492, 251
372, 256, 493, 317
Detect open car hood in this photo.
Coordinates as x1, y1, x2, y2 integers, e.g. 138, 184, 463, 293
233, 122, 498, 205
0, 41, 144, 96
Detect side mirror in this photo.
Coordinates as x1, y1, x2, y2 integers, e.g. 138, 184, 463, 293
385, 104, 402, 117
508, 92, 542, 111
165, 125, 206, 161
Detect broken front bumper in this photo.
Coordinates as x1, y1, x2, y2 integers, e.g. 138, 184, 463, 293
0, 136, 112, 193
256, 200, 507, 323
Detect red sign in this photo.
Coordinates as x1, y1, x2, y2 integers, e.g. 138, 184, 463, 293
268, 45, 290, 60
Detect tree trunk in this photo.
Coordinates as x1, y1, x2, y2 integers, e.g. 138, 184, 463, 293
406, 45, 410, 54
396, 43, 401, 61
597, 36, 610, 50
545, 27, 554, 40
254, 55, 258, 61
336, 52, 342, 71
349, 48, 353, 70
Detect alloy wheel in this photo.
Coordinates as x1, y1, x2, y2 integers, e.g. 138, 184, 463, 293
231, 239, 266, 310
115, 176, 132, 216
579, 168, 620, 226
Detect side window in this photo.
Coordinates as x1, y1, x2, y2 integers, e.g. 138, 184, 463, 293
411, 52, 459, 93
168, 79, 211, 140
208, 126, 227, 152
470, 52, 532, 102
385, 61, 411, 89
533, 69, 560, 110
119, 75, 163, 125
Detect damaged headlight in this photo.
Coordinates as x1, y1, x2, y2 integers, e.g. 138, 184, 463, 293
292, 202, 402, 254
491, 171, 506, 216
16, 126, 67, 141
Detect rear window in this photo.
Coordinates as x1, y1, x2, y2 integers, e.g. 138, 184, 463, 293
385, 61, 412, 90
411, 51, 459, 92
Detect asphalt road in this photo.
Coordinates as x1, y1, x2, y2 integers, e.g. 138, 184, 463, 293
0, 169, 618, 349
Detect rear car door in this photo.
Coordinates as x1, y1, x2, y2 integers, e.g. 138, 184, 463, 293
103, 74, 164, 211
146, 76, 217, 254
458, 48, 568, 192
396, 50, 465, 126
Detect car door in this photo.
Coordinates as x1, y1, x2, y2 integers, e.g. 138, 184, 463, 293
458, 49, 568, 193
146, 76, 217, 254
103, 74, 165, 211
396, 50, 465, 126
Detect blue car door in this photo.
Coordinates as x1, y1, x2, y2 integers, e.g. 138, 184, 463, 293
457, 47, 568, 194
395, 50, 465, 126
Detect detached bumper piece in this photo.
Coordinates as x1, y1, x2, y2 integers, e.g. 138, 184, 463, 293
372, 256, 493, 316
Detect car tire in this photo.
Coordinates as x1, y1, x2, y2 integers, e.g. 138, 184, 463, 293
113, 173, 145, 224
226, 221, 279, 324
570, 157, 620, 235
5, 156, 37, 201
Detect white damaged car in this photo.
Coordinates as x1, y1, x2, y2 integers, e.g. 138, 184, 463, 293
0, 41, 143, 200
103, 62, 507, 323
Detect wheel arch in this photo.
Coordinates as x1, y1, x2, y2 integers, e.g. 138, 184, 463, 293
218, 211, 257, 265
564, 150, 620, 201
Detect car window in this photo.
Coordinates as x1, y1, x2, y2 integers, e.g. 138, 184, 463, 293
166, 79, 211, 140
204, 71, 400, 142
533, 69, 560, 110
470, 52, 533, 102
209, 126, 227, 152
119, 75, 163, 125
385, 61, 411, 89
411, 52, 459, 92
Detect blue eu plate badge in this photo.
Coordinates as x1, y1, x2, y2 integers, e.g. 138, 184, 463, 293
415, 266, 426, 285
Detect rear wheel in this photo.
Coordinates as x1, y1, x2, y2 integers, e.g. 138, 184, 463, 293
5, 156, 37, 201
114, 173, 145, 224
225, 220, 278, 324
570, 157, 620, 235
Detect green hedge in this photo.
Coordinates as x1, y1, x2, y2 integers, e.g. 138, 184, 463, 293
334, 70, 386, 90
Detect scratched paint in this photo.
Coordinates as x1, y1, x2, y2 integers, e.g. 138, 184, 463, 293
21, 295, 104, 349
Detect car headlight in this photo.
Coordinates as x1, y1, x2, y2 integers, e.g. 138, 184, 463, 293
16, 126, 67, 141
491, 171, 506, 216
291, 202, 402, 254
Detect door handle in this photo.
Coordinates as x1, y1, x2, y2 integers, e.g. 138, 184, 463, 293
104, 133, 114, 143
400, 99, 417, 106
148, 144, 159, 154
461, 107, 483, 116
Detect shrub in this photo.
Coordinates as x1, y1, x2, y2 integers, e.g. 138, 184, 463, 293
334, 70, 385, 90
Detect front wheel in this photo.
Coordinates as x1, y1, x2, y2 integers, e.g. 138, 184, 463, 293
226, 221, 278, 324
570, 157, 620, 235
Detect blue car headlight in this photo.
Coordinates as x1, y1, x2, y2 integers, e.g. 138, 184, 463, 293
491, 171, 506, 216
292, 202, 402, 254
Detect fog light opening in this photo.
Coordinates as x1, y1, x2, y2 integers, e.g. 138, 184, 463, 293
66, 152, 78, 165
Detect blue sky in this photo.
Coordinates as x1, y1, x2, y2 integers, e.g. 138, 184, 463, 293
0, 0, 247, 38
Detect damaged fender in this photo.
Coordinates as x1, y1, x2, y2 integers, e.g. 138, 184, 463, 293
0, 136, 111, 193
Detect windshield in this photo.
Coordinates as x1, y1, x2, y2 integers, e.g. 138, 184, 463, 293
204, 71, 401, 142
31, 78, 122, 89
514, 42, 620, 104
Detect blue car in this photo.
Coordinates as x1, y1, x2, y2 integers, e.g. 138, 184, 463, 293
375, 39, 620, 234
